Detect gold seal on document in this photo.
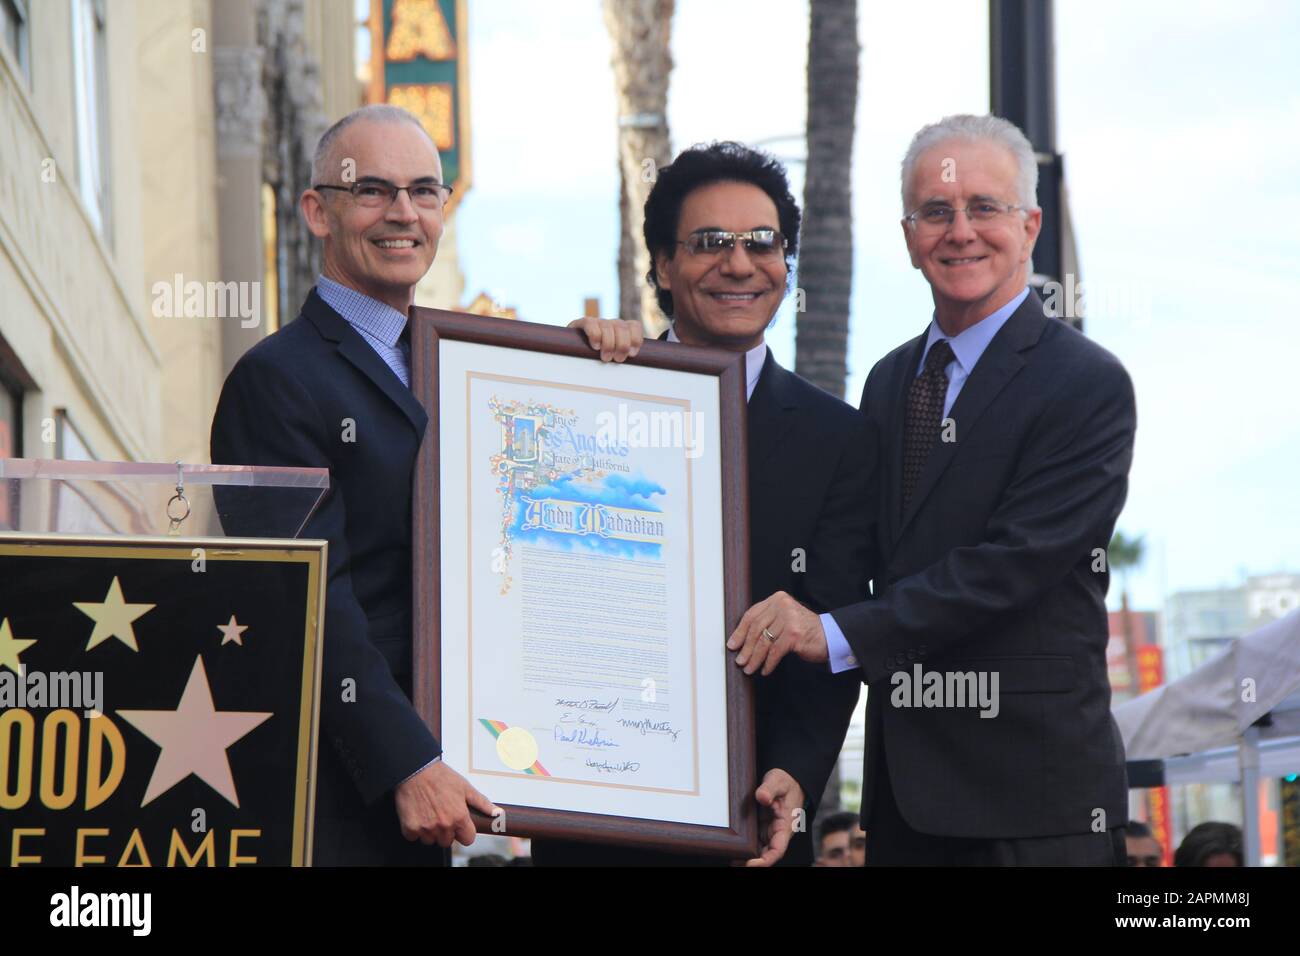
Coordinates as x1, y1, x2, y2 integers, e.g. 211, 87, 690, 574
497, 726, 539, 771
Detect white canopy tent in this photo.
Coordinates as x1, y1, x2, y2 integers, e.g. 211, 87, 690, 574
1113, 607, 1300, 866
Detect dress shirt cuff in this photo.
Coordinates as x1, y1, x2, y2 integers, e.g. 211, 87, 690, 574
821, 613, 860, 674
398, 753, 442, 787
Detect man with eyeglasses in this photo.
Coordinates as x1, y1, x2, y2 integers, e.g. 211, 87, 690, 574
211, 105, 636, 865
533, 141, 874, 868
730, 114, 1136, 865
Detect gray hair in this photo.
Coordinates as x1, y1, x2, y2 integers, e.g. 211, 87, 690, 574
900, 114, 1038, 212
311, 104, 435, 184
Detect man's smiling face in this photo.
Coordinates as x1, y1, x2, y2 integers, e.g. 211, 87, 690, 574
655, 180, 788, 351
902, 138, 1040, 324
302, 118, 444, 311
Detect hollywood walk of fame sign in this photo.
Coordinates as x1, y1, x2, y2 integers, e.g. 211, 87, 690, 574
0, 535, 325, 867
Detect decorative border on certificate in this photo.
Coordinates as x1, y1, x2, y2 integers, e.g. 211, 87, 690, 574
464, 371, 702, 796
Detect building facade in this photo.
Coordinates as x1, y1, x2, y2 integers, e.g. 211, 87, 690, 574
0, 0, 467, 526
1164, 573, 1300, 680
1160, 572, 1300, 866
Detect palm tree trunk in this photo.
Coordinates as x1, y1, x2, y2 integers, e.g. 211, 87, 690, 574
604, 0, 674, 334
1121, 586, 1138, 699
796, 0, 859, 398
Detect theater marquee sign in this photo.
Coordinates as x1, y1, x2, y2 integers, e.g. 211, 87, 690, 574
0, 536, 324, 867
367, 0, 471, 215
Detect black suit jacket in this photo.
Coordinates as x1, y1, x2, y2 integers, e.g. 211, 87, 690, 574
747, 349, 872, 839
210, 289, 443, 865
837, 290, 1134, 840
533, 344, 872, 866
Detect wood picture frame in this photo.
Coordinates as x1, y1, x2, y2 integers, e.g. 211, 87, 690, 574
410, 308, 756, 857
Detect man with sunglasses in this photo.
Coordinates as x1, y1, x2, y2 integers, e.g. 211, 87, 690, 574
730, 114, 1135, 865
533, 141, 874, 867
211, 105, 636, 865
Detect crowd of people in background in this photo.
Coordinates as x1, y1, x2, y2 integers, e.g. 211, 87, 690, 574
1107, 820, 1246, 869
804, 816, 1244, 867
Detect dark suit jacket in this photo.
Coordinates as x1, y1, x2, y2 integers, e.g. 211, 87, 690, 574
533, 345, 872, 866
210, 289, 444, 865
837, 290, 1134, 840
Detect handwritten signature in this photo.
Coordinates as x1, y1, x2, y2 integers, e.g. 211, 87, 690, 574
617, 717, 681, 742
554, 697, 620, 712
585, 758, 641, 774
554, 726, 619, 748
558, 712, 599, 726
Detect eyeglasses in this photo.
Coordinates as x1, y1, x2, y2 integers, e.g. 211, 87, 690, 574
314, 179, 452, 209
678, 229, 787, 258
903, 199, 1025, 232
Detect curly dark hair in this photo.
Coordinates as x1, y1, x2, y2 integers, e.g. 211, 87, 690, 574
1173, 821, 1243, 867
642, 141, 801, 319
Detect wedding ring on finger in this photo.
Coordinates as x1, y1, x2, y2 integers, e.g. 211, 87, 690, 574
762, 627, 778, 644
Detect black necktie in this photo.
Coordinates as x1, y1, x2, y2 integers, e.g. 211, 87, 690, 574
398, 322, 412, 370
901, 338, 954, 513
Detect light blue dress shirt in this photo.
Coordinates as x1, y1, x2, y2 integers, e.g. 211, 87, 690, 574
316, 275, 412, 387
821, 286, 1030, 674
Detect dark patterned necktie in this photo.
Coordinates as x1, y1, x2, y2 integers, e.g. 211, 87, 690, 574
399, 321, 412, 373
901, 338, 955, 512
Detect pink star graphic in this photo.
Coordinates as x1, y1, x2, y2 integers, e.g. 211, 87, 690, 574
218, 615, 249, 646
117, 655, 272, 808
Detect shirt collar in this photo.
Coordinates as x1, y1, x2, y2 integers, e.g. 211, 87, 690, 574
316, 275, 409, 348
667, 327, 767, 401
920, 286, 1030, 376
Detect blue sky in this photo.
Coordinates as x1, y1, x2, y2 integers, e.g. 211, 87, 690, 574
449, 0, 1300, 612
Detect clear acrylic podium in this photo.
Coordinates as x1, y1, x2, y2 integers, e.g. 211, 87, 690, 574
0, 458, 328, 539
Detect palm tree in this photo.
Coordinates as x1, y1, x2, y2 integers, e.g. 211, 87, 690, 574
1109, 531, 1145, 609
604, 0, 674, 334
800, 0, 859, 815
1109, 530, 1146, 691
795, 0, 859, 399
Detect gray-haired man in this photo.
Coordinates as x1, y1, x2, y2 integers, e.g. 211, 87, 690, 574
730, 114, 1135, 865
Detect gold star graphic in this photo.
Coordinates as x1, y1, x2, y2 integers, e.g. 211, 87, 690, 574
0, 618, 37, 676
218, 615, 248, 646
73, 576, 155, 652
118, 655, 272, 808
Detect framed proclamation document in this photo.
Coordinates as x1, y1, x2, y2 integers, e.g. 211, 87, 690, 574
410, 310, 757, 857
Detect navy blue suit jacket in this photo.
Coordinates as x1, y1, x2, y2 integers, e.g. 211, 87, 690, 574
211, 289, 442, 864
842, 291, 1134, 840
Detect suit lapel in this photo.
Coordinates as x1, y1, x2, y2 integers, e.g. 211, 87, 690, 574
746, 350, 798, 471
658, 332, 796, 469
303, 289, 429, 436
895, 292, 1048, 542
